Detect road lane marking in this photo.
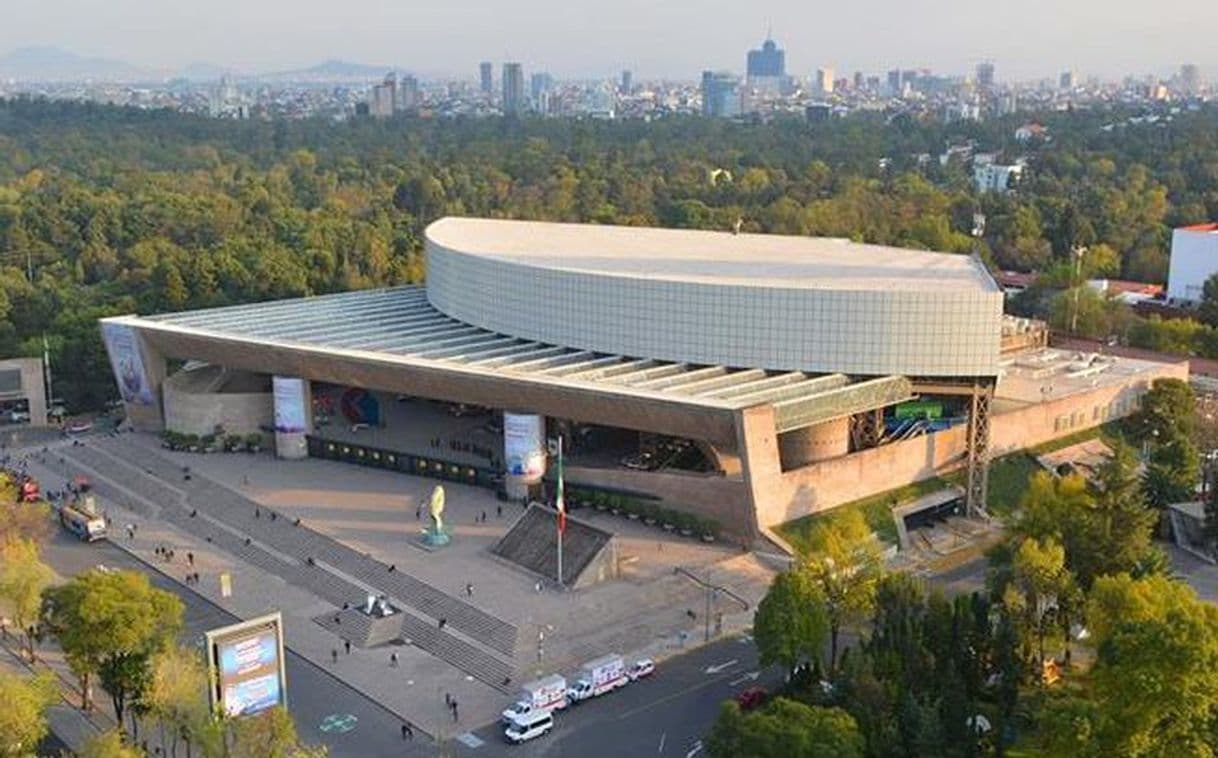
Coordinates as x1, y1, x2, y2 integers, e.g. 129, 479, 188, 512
686, 740, 704, 758
704, 659, 738, 674
729, 671, 760, 686
456, 733, 484, 748
658, 732, 666, 753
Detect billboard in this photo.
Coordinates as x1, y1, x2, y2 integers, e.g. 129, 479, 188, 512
205, 612, 287, 717
272, 377, 308, 433
100, 322, 154, 406
504, 413, 546, 483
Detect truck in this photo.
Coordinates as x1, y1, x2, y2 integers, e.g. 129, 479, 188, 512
566, 653, 627, 703
59, 494, 106, 542
502, 674, 567, 724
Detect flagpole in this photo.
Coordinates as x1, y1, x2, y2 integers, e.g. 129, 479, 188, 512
557, 434, 564, 588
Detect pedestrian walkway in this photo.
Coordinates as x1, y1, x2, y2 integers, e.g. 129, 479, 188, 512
56, 438, 518, 691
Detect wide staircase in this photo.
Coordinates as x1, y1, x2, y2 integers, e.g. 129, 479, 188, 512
492, 504, 614, 587
61, 436, 519, 691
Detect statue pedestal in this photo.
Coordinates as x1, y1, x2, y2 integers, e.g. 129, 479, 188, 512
420, 526, 451, 548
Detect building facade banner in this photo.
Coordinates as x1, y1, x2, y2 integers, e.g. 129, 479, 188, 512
100, 322, 154, 406
205, 612, 287, 717
504, 412, 546, 483
272, 376, 308, 433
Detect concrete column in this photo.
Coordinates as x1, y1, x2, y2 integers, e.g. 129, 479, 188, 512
778, 417, 851, 469
734, 405, 784, 537
273, 377, 312, 460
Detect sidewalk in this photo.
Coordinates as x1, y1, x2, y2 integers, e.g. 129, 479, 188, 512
23, 441, 500, 740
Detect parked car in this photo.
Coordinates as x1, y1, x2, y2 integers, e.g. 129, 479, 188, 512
503, 710, 553, 744
502, 674, 567, 725
736, 686, 767, 712
627, 659, 655, 681
67, 421, 93, 435
8, 409, 30, 423
567, 653, 628, 703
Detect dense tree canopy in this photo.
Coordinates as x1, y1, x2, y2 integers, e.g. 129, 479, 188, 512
1, 100, 1216, 409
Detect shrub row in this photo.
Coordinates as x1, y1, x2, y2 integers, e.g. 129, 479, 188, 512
161, 431, 263, 453
566, 486, 721, 539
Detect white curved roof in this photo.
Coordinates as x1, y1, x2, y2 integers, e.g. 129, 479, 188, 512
425, 217, 999, 294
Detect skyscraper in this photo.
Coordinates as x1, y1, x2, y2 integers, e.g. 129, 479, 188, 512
701, 70, 741, 118
976, 62, 996, 89
502, 62, 525, 116
1059, 70, 1077, 90
530, 72, 553, 102
814, 68, 834, 97
1180, 64, 1202, 95
479, 61, 493, 94
371, 72, 396, 118
746, 36, 786, 93
620, 69, 633, 94
886, 69, 903, 96
397, 75, 420, 111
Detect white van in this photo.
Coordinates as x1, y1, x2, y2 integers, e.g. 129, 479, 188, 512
504, 710, 553, 744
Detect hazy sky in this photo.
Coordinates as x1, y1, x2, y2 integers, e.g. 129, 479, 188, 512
4, 0, 1215, 80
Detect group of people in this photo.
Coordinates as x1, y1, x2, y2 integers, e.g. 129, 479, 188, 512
429, 436, 498, 467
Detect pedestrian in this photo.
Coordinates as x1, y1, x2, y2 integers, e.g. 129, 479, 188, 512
535, 580, 543, 594
270, 511, 277, 521
444, 693, 452, 707
254, 507, 260, 519
415, 504, 421, 520
126, 524, 135, 540
401, 723, 412, 741
497, 504, 502, 518
438, 617, 447, 630
481, 510, 487, 523
194, 572, 200, 584
187, 551, 194, 567
331, 648, 338, 664
465, 582, 473, 597
452, 701, 459, 722
390, 652, 398, 667
344, 639, 351, 655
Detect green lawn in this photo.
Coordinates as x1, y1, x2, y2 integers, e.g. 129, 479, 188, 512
776, 476, 950, 554
986, 453, 1043, 516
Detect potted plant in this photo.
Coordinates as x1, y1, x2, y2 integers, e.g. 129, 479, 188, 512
246, 432, 263, 453
185, 433, 201, 453
700, 518, 720, 543
201, 434, 217, 453
676, 512, 696, 537
660, 509, 677, 532
224, 434, 244, 453
625, 498, 642, 520
592, 492, 608, 511
642, 503, 659, 526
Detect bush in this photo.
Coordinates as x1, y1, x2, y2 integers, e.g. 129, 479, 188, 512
245, 433, 263, 450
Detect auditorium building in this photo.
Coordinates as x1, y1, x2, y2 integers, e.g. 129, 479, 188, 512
100, 218, 1185, 544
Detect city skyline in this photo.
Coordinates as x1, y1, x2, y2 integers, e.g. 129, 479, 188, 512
2, 0, 1216, 82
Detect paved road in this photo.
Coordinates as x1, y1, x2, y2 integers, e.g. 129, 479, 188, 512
452, 635, 780, 757
41, 532, 433, 758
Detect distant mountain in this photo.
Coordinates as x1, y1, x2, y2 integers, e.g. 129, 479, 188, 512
261, 59, 394, 82
0, 46, 156, 82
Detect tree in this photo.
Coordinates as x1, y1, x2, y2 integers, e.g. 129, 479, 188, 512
0, 496, 51, 546
753, 569, 830, 676
0, 669, 57, 758
78, 730, 142, 758
1143, 429, 1200, 508
707, 698, 864, 758
1005, 537, 1075, 675
215, 706, 328, 758
1128, 378, 1196, 443
1199, 271, 1218, 328
144, 645, 211, 758
0, 537, 55, 660
42, 568, 183, 727
799, 511, 884, 672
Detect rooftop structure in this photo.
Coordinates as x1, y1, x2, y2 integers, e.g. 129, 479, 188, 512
1167, 222, 1218, 303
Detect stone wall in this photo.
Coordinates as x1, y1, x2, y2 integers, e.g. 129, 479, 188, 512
163, 383, 273, 438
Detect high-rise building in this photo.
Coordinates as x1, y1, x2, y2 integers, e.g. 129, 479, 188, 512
530, 72, 553, 103
746, 36, 786, 93
814, 68, 834, 97
479, 61, 494, 94
1059, 70, 1077, 90
853, 71, 865, 91
1180, 63, 1202, 95
886, 69, 903, 96
502, 62, 525, 116
701, 70, 741, 118
371, 72, 396, 118
976, 62, 996, 89
620, 69, 633, 94
397, 75, 420, 111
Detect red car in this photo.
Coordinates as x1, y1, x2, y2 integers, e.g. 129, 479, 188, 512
735, 686, 767, 711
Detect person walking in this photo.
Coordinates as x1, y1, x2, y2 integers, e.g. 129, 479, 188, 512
451, 700, 459, 722
390, 652, 398, 667
465, 582, 474, 597
344, 639, 351, 655
186, 552, 194, 567
401, 723, 413, 741
331, 648, 338, 664
438, 617, 447, 630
